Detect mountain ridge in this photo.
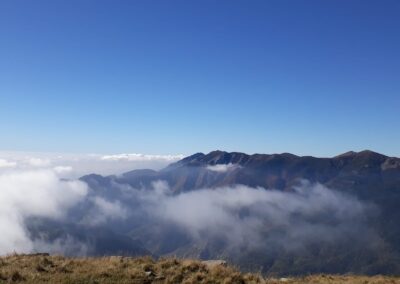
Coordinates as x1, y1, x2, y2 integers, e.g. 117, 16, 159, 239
95, 149, 399, 195
37, 149, 400, 276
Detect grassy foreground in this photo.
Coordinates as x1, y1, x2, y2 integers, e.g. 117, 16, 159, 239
0, 254, 399, 283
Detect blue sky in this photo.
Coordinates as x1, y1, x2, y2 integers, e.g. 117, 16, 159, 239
0, 0, 399, 157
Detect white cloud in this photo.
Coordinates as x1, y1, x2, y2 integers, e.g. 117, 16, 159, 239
0, 169, 88, 255
0, 151, 374, 259
151, 180, 170, 193
32, 236, 89, 257
88, 197, 128, 225
136, 181, 372, 250
0, 159, 16, 168
54, 166, 73, 174
0, 151, 185, 178
101, 153, 184, 162
27, 158, 51, 167
206, 163, 240, 173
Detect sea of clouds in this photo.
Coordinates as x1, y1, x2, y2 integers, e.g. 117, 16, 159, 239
0, 152, 378, 258
0, 151, 184, 178
0, 151, 183, 254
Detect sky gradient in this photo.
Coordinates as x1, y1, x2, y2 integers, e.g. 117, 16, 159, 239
0, 0, 399, 157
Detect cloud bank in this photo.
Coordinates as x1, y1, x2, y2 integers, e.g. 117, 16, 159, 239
0, 169, 88, 255
129, 181, 375, 252
0, 159, 16, 168
0, 154, 378, 263
101, 153, 184, 162
0, 151, 184, 178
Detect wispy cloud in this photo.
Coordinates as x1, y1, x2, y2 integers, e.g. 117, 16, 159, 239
83, 197, 128, 226
206, 163, 241, 173
101, 153, 184, 162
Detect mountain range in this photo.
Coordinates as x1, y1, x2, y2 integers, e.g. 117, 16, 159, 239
107, 149, 400, 194
29, 150, 400, 276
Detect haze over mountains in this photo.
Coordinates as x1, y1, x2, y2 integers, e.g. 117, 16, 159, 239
2, 150, 400, 276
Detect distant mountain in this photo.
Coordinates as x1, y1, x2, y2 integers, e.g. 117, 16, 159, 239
86, 150, 400, 195
75, 150, 400, 275
30, 150, 400, 276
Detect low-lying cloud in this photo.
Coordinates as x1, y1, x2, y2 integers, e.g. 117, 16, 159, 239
0, 169, 88, 255
0, 157, 378, 262
101, 153, 184, 162
0, 159, 17, 168
0, 151, 184, 178
206, 163, 241, 173
83, 197, 128, 226
131, 181, 374, 252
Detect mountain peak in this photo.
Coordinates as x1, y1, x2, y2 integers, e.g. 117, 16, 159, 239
162, 152, 205, 170
201, 151, 250, 165
357, 149, 387, 157
335, 151, 358, 158
335, 150, 388, 159
182, 152, 206, 161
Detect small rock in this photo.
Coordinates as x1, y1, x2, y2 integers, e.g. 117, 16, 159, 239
145, 270, 156, 277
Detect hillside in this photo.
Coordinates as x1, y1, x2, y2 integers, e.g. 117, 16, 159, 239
0, 254, 399, 284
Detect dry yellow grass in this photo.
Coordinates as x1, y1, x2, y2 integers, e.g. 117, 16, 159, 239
0, 254, 399, 283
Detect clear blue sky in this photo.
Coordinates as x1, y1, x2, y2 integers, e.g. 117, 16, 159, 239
0, 0, 399, 157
